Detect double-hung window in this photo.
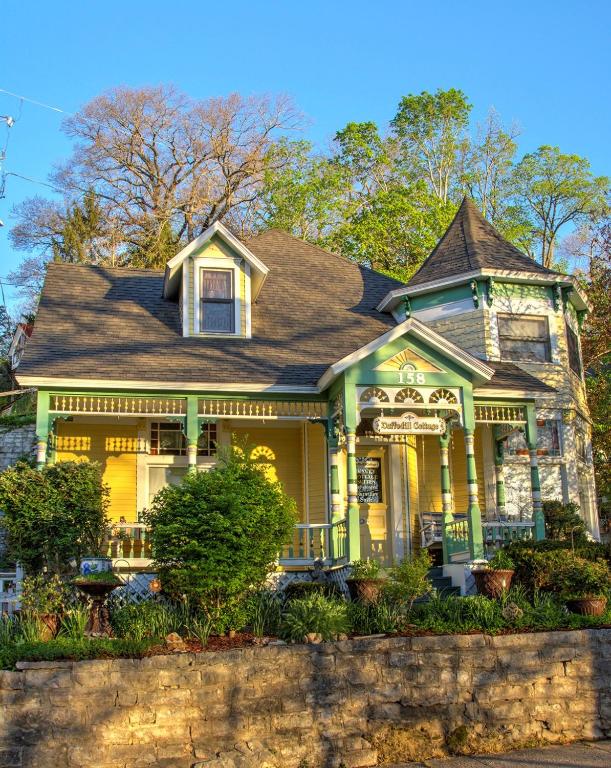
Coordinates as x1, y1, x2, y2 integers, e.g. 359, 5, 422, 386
201, 269, 234, 333
566, 324, 582, 377
498, 314, 551, 362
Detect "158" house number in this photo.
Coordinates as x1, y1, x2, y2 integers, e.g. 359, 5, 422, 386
398, 370, 426, 385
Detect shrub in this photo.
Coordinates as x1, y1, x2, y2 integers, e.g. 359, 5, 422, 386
110, 601, 187, 640
505, 538, 611, 565
0, 460, 110, 573
248, 589, 282, 637
20, 574, 67, 615
0, 637, 154, 670
145, 448, 297, 628
283, 580, 340, 602
349, 559, 382, 580
506, 545, 610, 597
280, 594, 350, 642
384, 551, 432, 611
543, 500, 587, 543
348, 597, 405, 635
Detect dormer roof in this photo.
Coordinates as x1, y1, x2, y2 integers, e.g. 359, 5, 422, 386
163, 220, 269, 301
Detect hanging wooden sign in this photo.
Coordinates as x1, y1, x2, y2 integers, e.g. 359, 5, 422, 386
372, 412, 446, 435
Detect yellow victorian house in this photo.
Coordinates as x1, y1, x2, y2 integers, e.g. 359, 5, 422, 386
16, 199, 599, 583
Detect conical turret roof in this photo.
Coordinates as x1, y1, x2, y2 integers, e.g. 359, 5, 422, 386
408, 197, 557, 287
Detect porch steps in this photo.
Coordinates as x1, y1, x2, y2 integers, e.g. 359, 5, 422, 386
426, 566, 461, 597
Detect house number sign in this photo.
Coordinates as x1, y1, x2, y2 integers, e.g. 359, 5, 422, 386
372, 412, 446, 435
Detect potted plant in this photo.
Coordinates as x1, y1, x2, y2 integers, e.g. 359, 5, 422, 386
346, 559, 385, 604
559, 558, 609, 617
19, 574, 67, 640
474, 549, 515, 598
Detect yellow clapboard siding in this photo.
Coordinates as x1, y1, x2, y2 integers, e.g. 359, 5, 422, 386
450, 429, 486, 513
232, 426, 305, 520
55, 422, 138, 522
417, 435, 442, 514
406, 436, 420, 550
306, 422, 327, 524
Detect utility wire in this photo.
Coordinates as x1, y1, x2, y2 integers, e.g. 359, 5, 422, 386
0, 88, 67, 114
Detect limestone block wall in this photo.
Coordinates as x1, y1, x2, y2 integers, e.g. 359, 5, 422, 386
0, 629, 609, 768
426, 308, 493, 360
0, 424, 35, 471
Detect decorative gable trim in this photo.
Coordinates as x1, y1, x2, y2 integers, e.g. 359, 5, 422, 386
373, 346, 444, 373
316, 317, 495, 391
163, 221, 269, 301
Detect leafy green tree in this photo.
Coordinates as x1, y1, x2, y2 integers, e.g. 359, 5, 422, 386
391, 88, 471, 202
145, 448, 297, 628
511, 146, 609, 268
0, 461, 110, 573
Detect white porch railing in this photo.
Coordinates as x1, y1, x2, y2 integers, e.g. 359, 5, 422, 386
0, 570, 20, 615
279, 520, 348, 566
105, 523, 152, 562
483, 520, 535, 548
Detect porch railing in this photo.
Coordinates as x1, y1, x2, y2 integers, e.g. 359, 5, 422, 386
444, 518, 471, 562
483, 520, 535, 549
105, 524, 153, 561
279, 519, 348, 566
0, 571, 20, 615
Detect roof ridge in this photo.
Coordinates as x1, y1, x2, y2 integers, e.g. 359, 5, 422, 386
47, 262, 164, 275
247, 228, 404, 286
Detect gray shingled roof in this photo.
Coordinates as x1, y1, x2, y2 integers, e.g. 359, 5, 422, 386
18, 230, 403, 388
408, 197, 559, 287
476, 361, 556, 393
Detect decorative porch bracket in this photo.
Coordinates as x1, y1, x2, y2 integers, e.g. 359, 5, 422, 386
525, 404, 546, 540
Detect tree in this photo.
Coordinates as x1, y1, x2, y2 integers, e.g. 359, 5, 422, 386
391, 88, 471, 202
511, 146, 609, 268
11, 86, 301, 271
0, 460, 110, 573
145, 448, 297, 628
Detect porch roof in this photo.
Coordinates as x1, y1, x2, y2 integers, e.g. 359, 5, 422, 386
474, 361, 556, 395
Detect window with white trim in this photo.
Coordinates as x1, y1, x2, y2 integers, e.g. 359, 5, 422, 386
566, 324, 582, 377
150, 422, 217, 457
498, 314, 551, 362
201, 269, 235, 333
506, 419, 562, 457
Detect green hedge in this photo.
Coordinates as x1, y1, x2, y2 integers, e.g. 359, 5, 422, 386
0, 637, 155, 670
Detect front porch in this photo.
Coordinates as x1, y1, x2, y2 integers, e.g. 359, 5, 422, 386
35, 382, 549, 572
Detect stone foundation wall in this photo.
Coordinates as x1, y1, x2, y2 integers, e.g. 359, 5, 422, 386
1, 629, 609, 768
0, 424, 36, 471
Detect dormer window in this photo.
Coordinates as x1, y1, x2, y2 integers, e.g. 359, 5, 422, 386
201, 269, 235, 333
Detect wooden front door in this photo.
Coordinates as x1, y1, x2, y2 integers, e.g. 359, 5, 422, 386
356, 447, 391, 564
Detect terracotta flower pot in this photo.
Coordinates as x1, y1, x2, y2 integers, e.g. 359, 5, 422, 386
474, 569, 514, 599
566, 597, 607, 617
346, 578, 384, 604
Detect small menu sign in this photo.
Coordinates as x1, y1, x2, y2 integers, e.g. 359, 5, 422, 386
356, 457, 382, 504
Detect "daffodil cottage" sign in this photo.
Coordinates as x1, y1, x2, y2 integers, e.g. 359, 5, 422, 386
372, 412, 446, 435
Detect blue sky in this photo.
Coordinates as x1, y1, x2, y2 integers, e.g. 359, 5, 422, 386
1, 0, 609, 313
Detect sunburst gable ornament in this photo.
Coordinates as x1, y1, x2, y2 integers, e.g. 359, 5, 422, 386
374, 347, 443, 373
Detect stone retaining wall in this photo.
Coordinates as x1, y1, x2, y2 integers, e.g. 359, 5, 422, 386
0, 424, 35, 471
0, 629, 609, 768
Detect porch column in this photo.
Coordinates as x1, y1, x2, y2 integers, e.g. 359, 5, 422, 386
464, 428, 484, 559
493, 430, 506, 518
439, 428, 453, 564
35, 390, 50, 470
328, 437, 343, 561
345, 429, 361, 562
525, 404, 545, 540
186, 395, 199, 472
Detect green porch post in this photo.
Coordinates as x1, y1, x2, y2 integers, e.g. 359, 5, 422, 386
525, 404, 545, 540
493, 428, 506, 518
345, 429, 361, 562
186, 395, 199, 472
35, 390, 50, 470
328, 432, 342, 559
439, 428, 453, 564
464, 428, 484, 560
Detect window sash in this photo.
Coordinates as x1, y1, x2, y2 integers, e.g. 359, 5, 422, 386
498, 314, 551, 362
566, 325, 582, 377
201, 269, 235, 333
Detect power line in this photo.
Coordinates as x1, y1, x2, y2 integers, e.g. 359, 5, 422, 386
0, 88, 68, 115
